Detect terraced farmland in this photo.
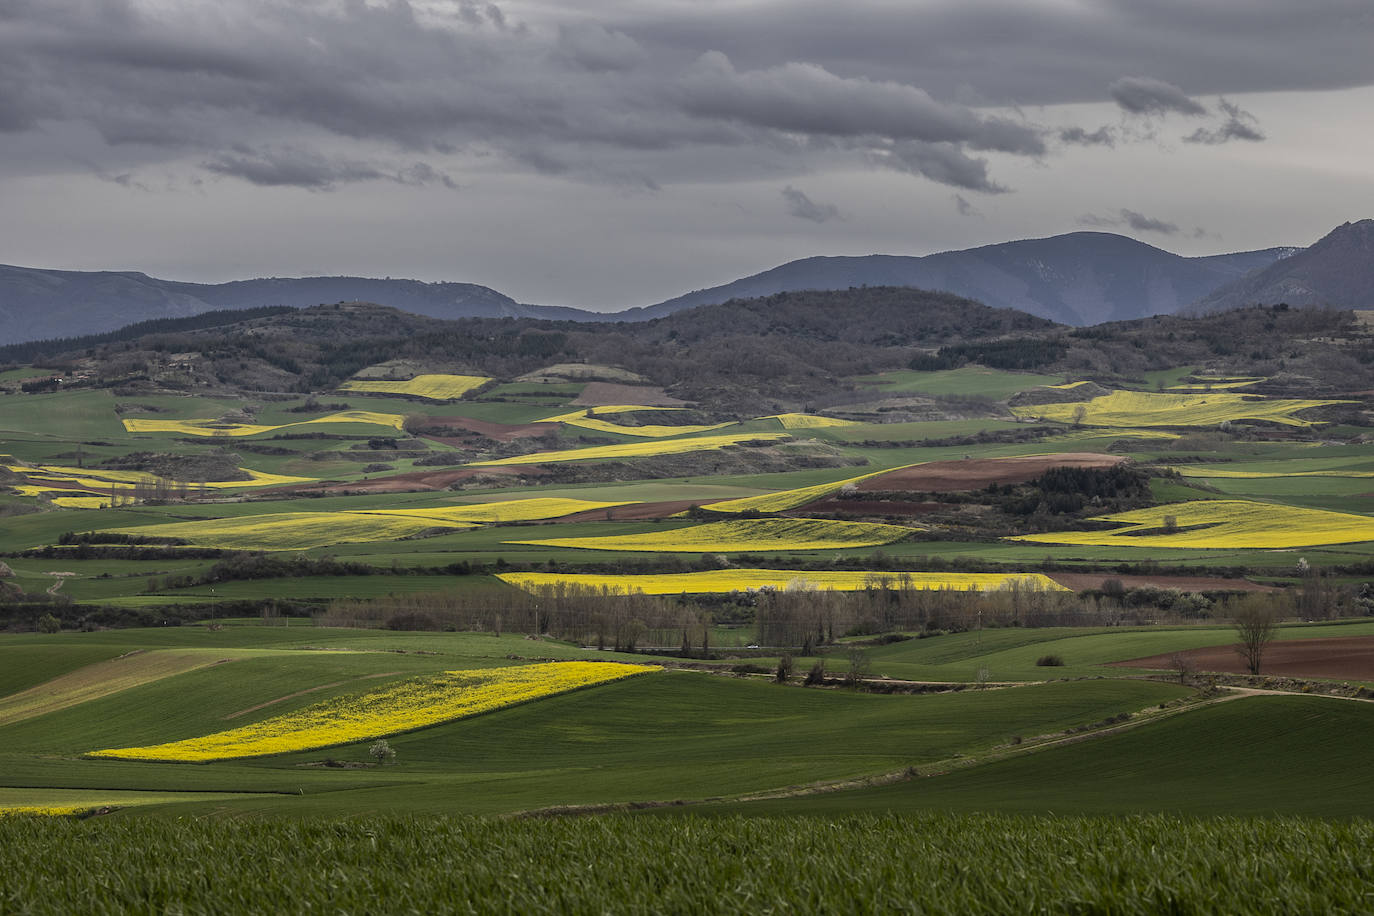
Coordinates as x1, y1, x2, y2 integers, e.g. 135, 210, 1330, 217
94, 511, 476, 551
510, 517, 914, 552
1013, 499, 1374, 549
1012, 389, 1347, 427
498, 569, 1067, 595
339, 374, 491, 400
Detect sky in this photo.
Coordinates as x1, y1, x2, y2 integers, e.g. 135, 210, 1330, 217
2, 0, 1373, 310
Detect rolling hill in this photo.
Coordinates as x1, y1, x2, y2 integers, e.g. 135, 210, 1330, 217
1191, 219, 1374, 313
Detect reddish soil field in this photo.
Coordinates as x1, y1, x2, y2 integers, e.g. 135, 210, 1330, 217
797, 498, 952, 517
555, 500, 701, 523
857, 452, 1124, 493
414, 416, 555, 442
1047, 573, 1277, 593
572, 383, 687, 408
1113, 636, 1374, 681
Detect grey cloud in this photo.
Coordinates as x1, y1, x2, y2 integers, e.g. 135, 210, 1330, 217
557, 22, 646, 72
1058, 125, 1115, 147
1109, 77, 1207, 116
680, 52, 1045, 155
1184, 99, 1266, 144
781, 185, 839, 223
1078, 208, 1179, 235
203, 146, 455, 191
882, 141, 1006, 193
953, 194, 982, 218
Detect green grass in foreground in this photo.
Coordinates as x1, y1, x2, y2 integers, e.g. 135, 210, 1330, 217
2, 813, 1370, 915
716, 695, 1374, 818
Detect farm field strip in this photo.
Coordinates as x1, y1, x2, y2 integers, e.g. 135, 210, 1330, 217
498, 569, 1068, 595
95, 511, 478, 551
763, 414, 858, 429
468, 432, 789, 466
0, 789, 276, 817
87, 661, 660, 762
359, 497, 639, 523
1011, 389, 1348, 428
3, 460, 315, 495
1012, 499, 1374, 549
509, 518, 914, 552
338, 374, 491, 400
1169, 465, 1374, 479
122, 410, 407, 437
703, 464, 920, 513
0, 649, 301, 727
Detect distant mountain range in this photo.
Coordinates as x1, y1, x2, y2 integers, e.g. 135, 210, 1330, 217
1190, 220, 1374, 314
6, 222, 1371, 344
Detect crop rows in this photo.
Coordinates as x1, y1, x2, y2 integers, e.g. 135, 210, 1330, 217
1012, 389, 1346, 428
88, 661, 660, 762
498, 568, 1068, 595
469, 431, 789, 466
1014, 499, 1374, 549
3, 814, 1371, 915
510, 517, 914, 552
338, 374, 491, 400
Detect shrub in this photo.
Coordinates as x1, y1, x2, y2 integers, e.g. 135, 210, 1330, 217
803, 660, 827, 686
1035, 654, 1065, 667
36, 613, 61, 634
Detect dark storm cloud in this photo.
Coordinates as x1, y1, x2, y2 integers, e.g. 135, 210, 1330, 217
1108, 77, 1208, 117
781, 186, 839, 223
1, 0, 1370, 199
1184, 100, 1266, 145
1078, 208, 1181, 235
953, 194, 983, 218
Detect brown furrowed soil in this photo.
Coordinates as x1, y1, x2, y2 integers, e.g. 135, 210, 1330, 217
1047, 573, 1278, 593
858, 453, 1125, 492
571, 383, 688, 408
1112, 636, 1374, 680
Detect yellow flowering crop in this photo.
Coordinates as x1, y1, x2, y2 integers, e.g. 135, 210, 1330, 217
95, 511, 476, 551
509, 517, 913, 552
538, 406, 731, 438
361, 497, 637, 523
704, 464, 921, 513
1011, 390, 1346, 428
87, 661, 659, 762
468, 431, 789, 466
4, 462, 314, 494
47, 496, 111, 509
339, 374, 491, 400
1011, 499, 1374, 549
1168, 466, 1374, 479
0, 805, 91, 817
762, 414, 857, 429
499, 569, 1067, 595
123, 410, 406, 437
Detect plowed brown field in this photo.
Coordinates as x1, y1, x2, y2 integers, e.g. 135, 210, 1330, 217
1047, 573, 1277, 593
1112, 636, 1374, 680
858, 453, 1124, 492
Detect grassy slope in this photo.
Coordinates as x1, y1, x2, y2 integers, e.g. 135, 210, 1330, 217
716, 695, 1374, 817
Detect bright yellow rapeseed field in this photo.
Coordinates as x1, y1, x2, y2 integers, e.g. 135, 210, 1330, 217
498, 569, 1067, 595
339, 374, 491, 400
95, 511, 476, 551
123, 410, 406, 437
87, 661, 659, 762
1011, 390, 1345, 428
362, 497, 636, 523
3, 461, 314, 495
1011, 499, 1374, 549
763, 414, 858, 429
539, 406, 732, 438
469, 431, 789, 466
509, 518, 913, 552
703, 464, 920, 513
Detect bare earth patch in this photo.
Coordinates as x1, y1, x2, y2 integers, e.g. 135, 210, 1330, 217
555, 500, 702, 522
858, 453, 1125, 493
1112, 636, 1374, 681
415, 415, 557, 442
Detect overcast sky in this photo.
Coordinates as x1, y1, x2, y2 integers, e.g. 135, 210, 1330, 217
3, 0, 1373, 310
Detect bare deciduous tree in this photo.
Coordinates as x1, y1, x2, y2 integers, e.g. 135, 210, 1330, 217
1233, 599, 1279, 675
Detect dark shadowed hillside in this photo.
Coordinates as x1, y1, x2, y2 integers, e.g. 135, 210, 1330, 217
623, 233, 1296, 325
1191, 220, 1374, 313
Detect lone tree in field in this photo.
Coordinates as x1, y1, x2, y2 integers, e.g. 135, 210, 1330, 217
369, 739, 397, 766
1233, 599, 1279, 675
